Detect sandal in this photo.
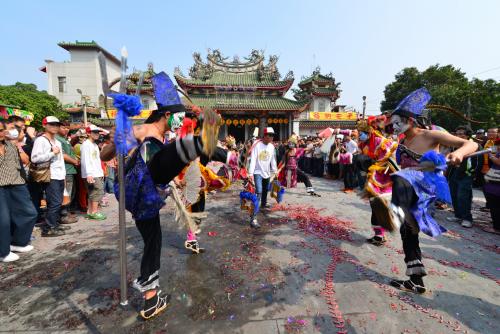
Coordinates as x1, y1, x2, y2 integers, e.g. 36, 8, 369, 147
140, 291, 171, 320
184, 240, 205, 254
366, 235, 386, 246
390, 279, 426, 294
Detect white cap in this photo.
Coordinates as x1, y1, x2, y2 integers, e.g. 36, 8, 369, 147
263, 127, 275, 135
86, 124, 103, 133
42, 116, 61, 125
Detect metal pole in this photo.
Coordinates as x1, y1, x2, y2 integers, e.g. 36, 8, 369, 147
118, 47, 129, 307
466, 97, 472, 128
118, 152, 128, 306
83, 98, 88, 127
362, 96, 367, 119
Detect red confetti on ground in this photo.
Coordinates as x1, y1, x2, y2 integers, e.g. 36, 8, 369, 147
207, 231, 217, 237
273, 204, 353, 333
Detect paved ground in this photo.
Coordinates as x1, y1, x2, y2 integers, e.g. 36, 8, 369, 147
0, 177, 498, 334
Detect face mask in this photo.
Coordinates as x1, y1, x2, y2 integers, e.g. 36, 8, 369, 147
359, 132, 368, 142
168, 112, 185, 131
8, 129, 19, 139
391, 115, 410, 135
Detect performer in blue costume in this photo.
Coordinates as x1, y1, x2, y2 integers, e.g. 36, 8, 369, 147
388, 88, 478, 294
101, 72, 217, 319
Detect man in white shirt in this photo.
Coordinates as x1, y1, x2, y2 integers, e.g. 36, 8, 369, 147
344, 135, 358, 155
31, 116, 67, 237
80, 124, 106, 220
248, 127, 277, 228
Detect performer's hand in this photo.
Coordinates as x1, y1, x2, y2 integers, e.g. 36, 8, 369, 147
87, 176, 95, 184
248, 175, 254, 184
446, 152, 463, 166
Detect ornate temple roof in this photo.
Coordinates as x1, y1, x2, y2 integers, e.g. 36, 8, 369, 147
174, 49, 295, 93
183, 95, 304, 111
294, 68, 340, 101
175, 50, 305, 113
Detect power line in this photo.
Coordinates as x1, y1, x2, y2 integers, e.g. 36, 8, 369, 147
471, 66, 500, 76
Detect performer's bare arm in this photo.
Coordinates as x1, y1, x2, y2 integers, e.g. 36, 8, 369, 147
100, 125, 149, 161
425, 130, 478, 165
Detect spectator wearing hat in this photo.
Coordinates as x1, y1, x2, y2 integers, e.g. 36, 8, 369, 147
248, 127, 278, 228
80, 124, 106, 220
56, 121, 79, 224
0, 119, 38, 262
30, 116, 67, 237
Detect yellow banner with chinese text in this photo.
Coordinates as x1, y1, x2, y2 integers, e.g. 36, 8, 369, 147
106, 109, 153, 119
308, 112, 358, 121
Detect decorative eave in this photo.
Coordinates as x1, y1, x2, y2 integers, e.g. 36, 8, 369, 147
174, 74, 294, 93
64, 107, 101, 115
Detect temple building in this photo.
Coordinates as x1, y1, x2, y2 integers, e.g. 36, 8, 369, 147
293, 68, 358, 136
174, 50, 306, 142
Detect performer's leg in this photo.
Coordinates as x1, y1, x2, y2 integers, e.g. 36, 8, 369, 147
390, 175, 426, 294
134, 214, 169, 319
367, 198, 386, 246
261, 177, 270, 207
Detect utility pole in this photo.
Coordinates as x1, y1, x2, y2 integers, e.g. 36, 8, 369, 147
466, 97, 472, 128
362, 96, 367, 119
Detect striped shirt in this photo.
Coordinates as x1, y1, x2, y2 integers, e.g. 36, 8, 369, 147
0, 141, 25, 186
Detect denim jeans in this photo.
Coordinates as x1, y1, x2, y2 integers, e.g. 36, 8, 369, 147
449, 174, 473, 221
0, 185, 38, 257
105, 167, 115, 194
45, 179, 65, 230
252, 174, 270, 219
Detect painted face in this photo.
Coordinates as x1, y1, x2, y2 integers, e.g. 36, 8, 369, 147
168, 112, 185, 131
391, 115, 410, 135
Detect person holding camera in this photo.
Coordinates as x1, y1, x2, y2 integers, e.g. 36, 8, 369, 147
80, 124, 106, 220
31, 116, 67, 237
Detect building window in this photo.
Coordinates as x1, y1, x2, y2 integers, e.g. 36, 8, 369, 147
58, 76, 66, 93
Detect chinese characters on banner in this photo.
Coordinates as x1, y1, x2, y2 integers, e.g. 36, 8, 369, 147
308, 112, 358, 121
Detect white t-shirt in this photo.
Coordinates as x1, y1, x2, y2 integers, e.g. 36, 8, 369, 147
345, 140, 358, 155
248, 141, 277, 179
80, 139, 104, 178
31, 135, 66, 180
305, 144, 314, 158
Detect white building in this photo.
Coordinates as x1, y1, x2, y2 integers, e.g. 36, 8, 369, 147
40, 40, 121, 108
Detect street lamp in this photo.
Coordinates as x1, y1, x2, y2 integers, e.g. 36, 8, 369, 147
76, 89, 88, 126
362, 96, 367, 119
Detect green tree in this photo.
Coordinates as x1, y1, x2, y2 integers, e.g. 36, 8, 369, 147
0, 82, 68, 129
381, 65, 499, 130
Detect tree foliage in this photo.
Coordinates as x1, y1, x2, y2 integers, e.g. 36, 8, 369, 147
0, 82, 67, 129
381, 65, 500, 130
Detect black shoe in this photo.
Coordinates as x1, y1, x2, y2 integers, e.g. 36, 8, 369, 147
140, 291, 171, 320
42, 228, 65, 237
366, 235, 386, 246
390, 279, 426, 294
250, 219, 261, 229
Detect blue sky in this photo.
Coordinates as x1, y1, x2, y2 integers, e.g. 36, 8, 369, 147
1, 0, 499, 114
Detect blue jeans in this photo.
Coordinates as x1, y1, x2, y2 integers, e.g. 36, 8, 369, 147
0, 185, 38, 257
252, 174, 270, 219
45, 179, 65, 230
449, 174, 473, 221
105, 167, 115, 194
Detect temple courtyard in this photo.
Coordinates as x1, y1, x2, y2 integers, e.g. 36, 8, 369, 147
0, 177, 498, 334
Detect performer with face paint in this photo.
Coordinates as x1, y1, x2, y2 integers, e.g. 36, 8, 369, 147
100, 72, 220, 319
388, 88, 478, 294
356, 116, 398, 246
